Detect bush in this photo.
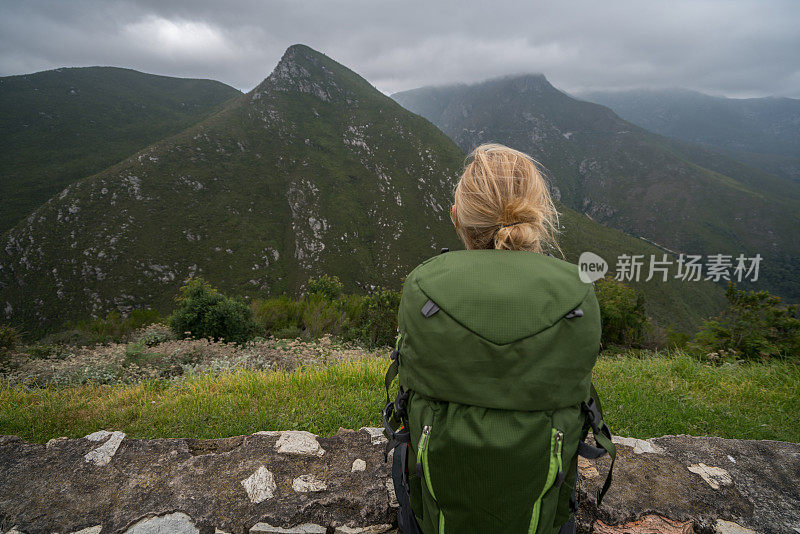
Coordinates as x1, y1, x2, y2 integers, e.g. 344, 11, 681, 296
169, 278, 258, 343
302, 293, 347, 339
252, 295, 303, 333
594, 277, 650, 348
306, 274, 344, 301
69, 308, 162, 345
133, 323, 174, 347
250, 277, 401, 348
690, 283, 800, 362
346, 288, 401, 348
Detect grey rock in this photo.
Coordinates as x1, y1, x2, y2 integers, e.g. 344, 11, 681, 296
291, 474, 327, 493
576, 434, 800, 534
124, 513, 199, 534
84, 430, 125, 466
249, 523, 325, 534
241, 465, 277, 503
0, 429, 391, 534
1, 431, 798, 534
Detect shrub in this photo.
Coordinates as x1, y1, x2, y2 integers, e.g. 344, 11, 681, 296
252, 295, 303, 333
272, 325, 304, 339
134, 323, 174, 347
347, 288, 401, 348
594, 277, 649, 348
690, 283, 800, 362
302, 293, 347, 339
169, 278, 258, 343
306, 274, 344, 301
252, 277, 401, 347
70, 308, 162, 345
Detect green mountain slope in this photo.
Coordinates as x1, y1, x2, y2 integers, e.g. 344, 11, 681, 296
579, 88, 800, 182
0, 67, 241, 233
0, 48, 724, 336
393, 76, 800, 303
0, 45, 465, 335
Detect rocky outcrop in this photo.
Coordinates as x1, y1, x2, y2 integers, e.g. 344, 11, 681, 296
1, 429, 798, 534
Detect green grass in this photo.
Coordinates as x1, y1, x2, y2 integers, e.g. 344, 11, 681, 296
1, 352, 798, 444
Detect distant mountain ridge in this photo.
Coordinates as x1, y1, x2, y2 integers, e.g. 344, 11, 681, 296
393, 75, 800, 303
0, 66, 242, 233
579, 88, 800, 182
1, 46, 725, 336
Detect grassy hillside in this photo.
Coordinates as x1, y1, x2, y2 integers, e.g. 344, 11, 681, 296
393, 76, 800, 303
0, 46, 465, 336
0, 67, 241, 233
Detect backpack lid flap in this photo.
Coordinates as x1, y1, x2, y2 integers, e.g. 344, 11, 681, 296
414, 249, 591, 345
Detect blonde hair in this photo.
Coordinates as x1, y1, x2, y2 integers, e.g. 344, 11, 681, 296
451, 143, 561, 254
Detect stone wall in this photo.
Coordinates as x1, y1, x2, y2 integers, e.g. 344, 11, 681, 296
1, 429, 798, 534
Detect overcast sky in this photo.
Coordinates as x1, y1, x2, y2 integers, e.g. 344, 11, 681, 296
1, 0, 798, 98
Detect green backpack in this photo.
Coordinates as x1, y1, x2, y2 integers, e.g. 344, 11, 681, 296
383, 249, 616, 534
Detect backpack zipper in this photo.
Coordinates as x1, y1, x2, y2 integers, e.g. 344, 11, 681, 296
417, 425, 436, 499
416, 424, 445, 533
527, 428, 564, 534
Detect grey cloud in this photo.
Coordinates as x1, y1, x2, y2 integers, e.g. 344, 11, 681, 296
1, 0, 798, 97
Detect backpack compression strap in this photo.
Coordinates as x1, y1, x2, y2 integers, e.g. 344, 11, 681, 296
383, 335, 411, 460
579, 383, 616, 508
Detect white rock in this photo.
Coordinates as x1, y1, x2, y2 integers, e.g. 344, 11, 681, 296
241, 465, 277, 503
84, 431, 125, 466
274, 431, 325, 456
688, 463, 733, 490
253, 430, 282, 437
214, 529, 231, 534
612, 436, 663, 454
385, 478, 398, 508
714, 519, 757, 534
351, 458, 367, 472
69, 526, 102, 534
5, 527, 25, 534
84, 430, 112, 441
334, 526, 393, 534
360, 427, 387, 445
124, 512, 199, 534
250, 523, 326, 534
292, 474, 327, 492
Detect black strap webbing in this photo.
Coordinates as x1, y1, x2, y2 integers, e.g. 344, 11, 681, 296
579, 382, 616, 508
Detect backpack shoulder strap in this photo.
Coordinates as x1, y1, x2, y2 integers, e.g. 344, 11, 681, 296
578, 382, 616, 507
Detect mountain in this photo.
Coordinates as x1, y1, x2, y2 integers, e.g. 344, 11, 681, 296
0, 46, 464, 335
579, 88, 800, 182
0, 47, 724, 336
0, 67, 242, 233
392, 75, 800, 303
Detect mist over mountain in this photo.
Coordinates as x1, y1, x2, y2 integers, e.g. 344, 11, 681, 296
393, 75, 800, 303
0, 67, 242, 234
1, 46, 725, 336
579, 88, 800, 183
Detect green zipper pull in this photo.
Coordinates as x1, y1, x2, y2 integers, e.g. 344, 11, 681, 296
554, 430, 565, 487
416, 425, 431, 479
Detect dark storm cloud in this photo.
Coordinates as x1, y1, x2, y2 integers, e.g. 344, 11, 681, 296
1, 0, 798, 97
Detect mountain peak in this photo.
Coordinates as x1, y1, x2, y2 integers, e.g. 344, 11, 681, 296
251, 44, 372, 103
